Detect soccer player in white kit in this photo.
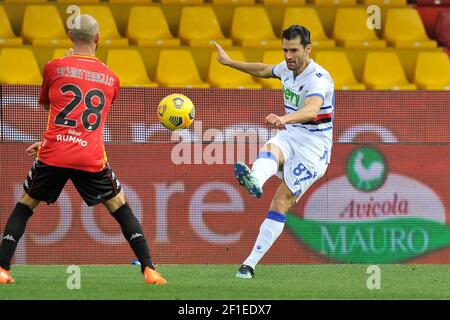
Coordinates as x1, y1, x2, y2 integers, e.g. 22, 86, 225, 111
213, 25, 334, 279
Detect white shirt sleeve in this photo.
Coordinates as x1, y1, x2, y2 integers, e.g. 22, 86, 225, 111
305, 73, 331, 101
272, 61, 286, 79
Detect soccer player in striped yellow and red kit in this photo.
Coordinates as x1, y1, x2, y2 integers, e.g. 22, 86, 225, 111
0, 14, 166, 285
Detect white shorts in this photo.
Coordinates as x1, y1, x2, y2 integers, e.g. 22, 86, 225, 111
266, 129, 330, 201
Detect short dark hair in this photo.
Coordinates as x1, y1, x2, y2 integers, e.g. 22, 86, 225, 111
282, 25, 311, 48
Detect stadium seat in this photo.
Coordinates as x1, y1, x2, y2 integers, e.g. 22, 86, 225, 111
160, 0, 203, 4
0, 6, 23, 47
0, 48, 42, 84
315, 51, 366, 90
282, 7, 335, 49
311, 0, 356, 5
126, 6, 180, 47
413, 52, 450, 90
212, 0, 255, 4
384, 8, 437, 49
435, 10, 450, 48
333, 8, 386, 48
106, 49, 158, 88
80, 6, 129, 47
22, 5, 72, 47
108, 0, 152, 3
57, 0, 100, 2
156, 50, 210, 88
4, 0, 47, 2
363, 52, 416, 90
178, 7, 232, 48
262, 0, 305, 5
445, 48, 450, 59
361, 0, 406, 5
208, 50, 262, 88
257, 51, 283, 89
416, 6, 445, 39
52, 49, 70, 59
230, 7, 279, 48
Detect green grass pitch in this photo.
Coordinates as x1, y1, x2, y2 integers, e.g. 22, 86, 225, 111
0, 264, 449, 300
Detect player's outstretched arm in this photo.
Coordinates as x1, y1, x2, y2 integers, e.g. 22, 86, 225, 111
281, 96, 324, 124
212, 41, 275, 78
264, 96, 324, 130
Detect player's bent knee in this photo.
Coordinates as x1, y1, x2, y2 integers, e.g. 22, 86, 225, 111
260, 143, 285, 166
18, 190, 40, 211
103, 190, 126, 213
269, 196, 295, 214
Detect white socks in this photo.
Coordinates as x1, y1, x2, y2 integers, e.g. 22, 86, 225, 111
251, 152, 279, 188
243, 211, 286, 269
243, 152, 284, 269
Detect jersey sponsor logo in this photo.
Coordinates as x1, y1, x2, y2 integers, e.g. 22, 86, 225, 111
56, 134, 88, 147
283, 86, 301, 108
68, 129, 82, 136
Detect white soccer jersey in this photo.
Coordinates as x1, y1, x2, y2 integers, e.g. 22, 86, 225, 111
272, 59, 334, 163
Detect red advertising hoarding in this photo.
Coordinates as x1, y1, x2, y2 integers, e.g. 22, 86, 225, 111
1, 87, 449, 264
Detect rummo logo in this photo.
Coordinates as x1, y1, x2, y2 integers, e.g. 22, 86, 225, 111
286, 146, 448, 263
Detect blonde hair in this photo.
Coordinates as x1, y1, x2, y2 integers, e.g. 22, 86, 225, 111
69, 14, 99, 43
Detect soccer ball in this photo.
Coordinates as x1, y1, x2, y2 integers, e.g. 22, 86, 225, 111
157, 93, 195, 131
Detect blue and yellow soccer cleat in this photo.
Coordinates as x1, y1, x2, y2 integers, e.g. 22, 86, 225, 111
233, 162, 263, 199
235, 264, 255, 279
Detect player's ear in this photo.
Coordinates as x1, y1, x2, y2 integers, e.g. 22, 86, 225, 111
305, 44, 312, 55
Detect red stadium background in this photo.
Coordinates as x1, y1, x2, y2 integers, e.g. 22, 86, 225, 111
1, 86, 450, 265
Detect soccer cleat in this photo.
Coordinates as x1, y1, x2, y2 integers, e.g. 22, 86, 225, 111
143, 266, 167, 285
235, 264, 255, 279
0, 267, 14, 285
233, 162, 263, 199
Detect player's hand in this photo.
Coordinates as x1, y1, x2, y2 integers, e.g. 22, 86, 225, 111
212, 41, 233, 66
26, 141, 41, 160
64, 48, 74, 57
265, 114, 286, 130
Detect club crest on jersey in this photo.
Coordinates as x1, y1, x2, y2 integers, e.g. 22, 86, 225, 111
316, 73, 323, 78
